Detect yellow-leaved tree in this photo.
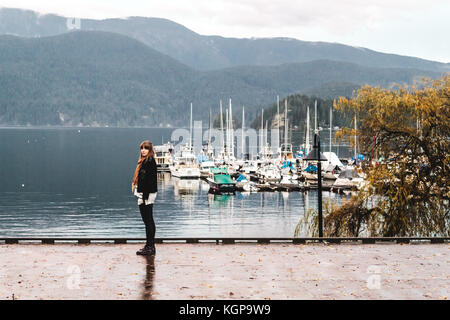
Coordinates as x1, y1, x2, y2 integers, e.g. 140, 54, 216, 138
322, 75, 449, 237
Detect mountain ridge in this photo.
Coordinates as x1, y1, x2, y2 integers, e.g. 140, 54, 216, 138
0, 31, 443, 127
0, 7, 448, 72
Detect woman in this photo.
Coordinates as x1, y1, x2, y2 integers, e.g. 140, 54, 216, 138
132, 140, 158, 255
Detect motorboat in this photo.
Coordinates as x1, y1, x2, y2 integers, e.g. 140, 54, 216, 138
302, 164, 318, 181
206, 167, 236, 194
169, 143, 201, 179
256, 163, 281, 183
154, 143, 174, 172
333, 167, 364, 189
240, 160, 258, 174
199, 160, 216, 178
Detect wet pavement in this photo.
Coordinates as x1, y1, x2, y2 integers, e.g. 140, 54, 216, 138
0, 243, 448, 300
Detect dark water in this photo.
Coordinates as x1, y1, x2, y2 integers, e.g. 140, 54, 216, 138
0, 127, 351, 238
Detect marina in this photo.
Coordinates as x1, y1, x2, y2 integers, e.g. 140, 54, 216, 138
0, 127, 352, 239
0, 99, 363, 239
160, 99, 365, 196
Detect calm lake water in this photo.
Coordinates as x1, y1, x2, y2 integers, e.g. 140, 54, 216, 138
0, 127, 351, 238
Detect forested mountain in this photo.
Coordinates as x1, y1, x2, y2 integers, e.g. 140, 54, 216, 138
0, 7, 448, 72
0, 31, 443, 127
303, 82, 362, 100
0, 31, 196, 126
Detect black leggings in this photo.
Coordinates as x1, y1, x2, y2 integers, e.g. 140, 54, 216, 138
139, 204, 155, 246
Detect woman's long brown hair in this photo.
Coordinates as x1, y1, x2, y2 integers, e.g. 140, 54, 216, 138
132, 140, 155, 188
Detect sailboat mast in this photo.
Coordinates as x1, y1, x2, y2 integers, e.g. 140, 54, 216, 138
284, 99, 288, 145
286, 119, 289, 145
354, 113, 357, 160
242, 106, 245, 159
190, 102, 193, 149
208, 108, 212, 151
277, 95, 280, 153
289, 120, 292, 146
330, 106, 332, 153
226, 108, 229, 158
261, 109, 264, 156
220, 100, 224, 156
229, 98, 233, 158
314, 100, 318, 134
306, 105, 310, 154
265, 120, 268, 147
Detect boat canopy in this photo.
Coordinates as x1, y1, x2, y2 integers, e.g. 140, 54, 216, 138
210, 167, 228, 174
214, 174, 235, 184
236, 174, 248, 182
304, 165, 318, 173
281, 160, 295, 169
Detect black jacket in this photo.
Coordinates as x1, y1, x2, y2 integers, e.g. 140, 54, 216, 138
137, 156, 158, 200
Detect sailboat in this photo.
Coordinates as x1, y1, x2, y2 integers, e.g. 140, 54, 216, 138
255, 108, 279, 182
258, 109, 274, 162
169, 103, 201, 179
278, 99, 298, 184
240, 106, 257, 174
297, 103, 311, 160
280, 99, 294, 161
256, 162, 281, 183
301, 100, 319, 183
198, 108, 217, 177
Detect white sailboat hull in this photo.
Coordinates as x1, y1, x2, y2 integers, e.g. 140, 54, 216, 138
170, 166, 201, 179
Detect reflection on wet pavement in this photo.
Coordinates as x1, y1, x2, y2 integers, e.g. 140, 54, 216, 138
141, 255, 155, 300
1, 243, 448, 300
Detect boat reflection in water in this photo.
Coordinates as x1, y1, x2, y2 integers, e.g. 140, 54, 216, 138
172, 177, 200, 196
157, 172, 172, 188
207, 192, 233, 208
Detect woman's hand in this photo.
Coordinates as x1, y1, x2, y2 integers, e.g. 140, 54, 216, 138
131, 184, 136, 192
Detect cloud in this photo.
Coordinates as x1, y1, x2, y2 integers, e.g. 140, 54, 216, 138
0, 0, 449, 61
1, 0, 445, 29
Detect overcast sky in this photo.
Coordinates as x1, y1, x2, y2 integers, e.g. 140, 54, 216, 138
1, 0, 449, 63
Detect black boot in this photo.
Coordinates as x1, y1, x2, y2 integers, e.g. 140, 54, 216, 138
136, 244, 151, 255
136, 244, 155, 256
148, 244, 156, 255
